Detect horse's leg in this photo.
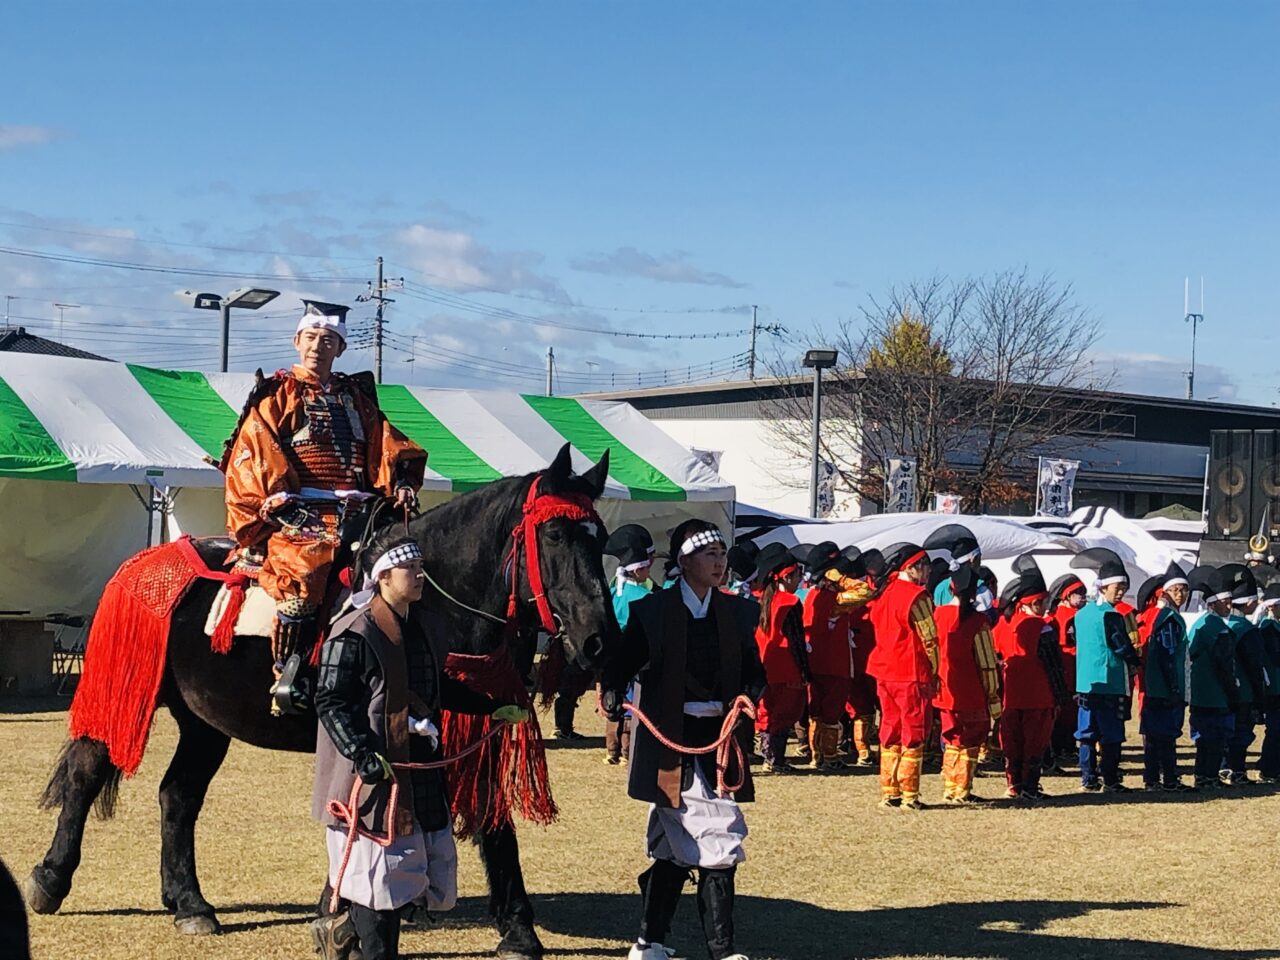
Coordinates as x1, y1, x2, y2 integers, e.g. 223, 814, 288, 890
478, 824, 544, 960
159, 698, 230, 935
27, 737, 122, 913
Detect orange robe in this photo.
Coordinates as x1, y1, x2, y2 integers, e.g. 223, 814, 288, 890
223, 365, 426, 606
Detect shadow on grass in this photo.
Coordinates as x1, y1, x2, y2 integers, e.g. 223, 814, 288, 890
405, 894, 1280, 960
0, 697, 70, 716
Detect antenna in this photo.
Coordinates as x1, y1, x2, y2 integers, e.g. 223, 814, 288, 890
1184, 275, 1205, 400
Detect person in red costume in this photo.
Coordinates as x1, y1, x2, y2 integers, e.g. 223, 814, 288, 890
801, 542, 870, 769
845, 547, 882, 766
752, 543, 811, 773
1046, 574, 1087, 768
993, 555, 1069, 801
866, 542, 939, 810
934, 566, 1001, 803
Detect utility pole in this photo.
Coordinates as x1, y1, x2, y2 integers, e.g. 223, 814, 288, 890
53, 302, 80, 345
546, 347, 555, 396
748, 304, 759, 379
3, 295, 13, 329
358, 257, 401, 384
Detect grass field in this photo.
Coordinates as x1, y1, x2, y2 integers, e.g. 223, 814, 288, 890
5, 696, 1280, 960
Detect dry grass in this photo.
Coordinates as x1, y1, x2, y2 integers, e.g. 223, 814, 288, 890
5, 696, 1280, 960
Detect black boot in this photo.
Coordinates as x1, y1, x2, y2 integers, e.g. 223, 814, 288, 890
554, 694, 583, 739
696, 867, 737, 960
638, 859, 689, 947
349, 903, 400, 960
1100, 742, 1126, 790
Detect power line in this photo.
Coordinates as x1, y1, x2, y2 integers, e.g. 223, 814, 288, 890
0, 244, 367, 284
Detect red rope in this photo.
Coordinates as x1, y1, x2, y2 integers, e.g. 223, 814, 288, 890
616, 694, 757, 798
506, 478, 600, 635
326, 722, 509, 913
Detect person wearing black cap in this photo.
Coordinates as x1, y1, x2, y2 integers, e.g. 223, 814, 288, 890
602, 524, 658, 765
1187, 566, 1240, 789
800, 542, 863, 769
865, 543, 939, 809
1071, 548, 1141, 792
221, 299, 427, 712
725, 542, 760, 599
1046, 573, 1087, 767
925, 525, 993, 613
1253, 584, 1280, 782
836, 547, 880, 766
933, 565, 1001, 803
1136, 563, 1191, 791
602, 519, 764, 960
1221, 564, 1267, 785
752, 542, 811, 773
993, 556, 1067, 800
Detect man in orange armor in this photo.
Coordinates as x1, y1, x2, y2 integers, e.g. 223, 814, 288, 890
222, 300, 426, 667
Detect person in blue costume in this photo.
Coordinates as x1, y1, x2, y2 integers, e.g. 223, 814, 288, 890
1219, 563, 1267, 785
1186, 565, 1240, 790
1069, 548, 1141, 793
1137, 562, 1192, 791
602, 524, 657, 766
725, 542, 760, 599
925, 524, 996, 615
1254, 582, 1280, 782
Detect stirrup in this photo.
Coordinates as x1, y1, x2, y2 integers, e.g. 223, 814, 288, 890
270, 652, 312, 716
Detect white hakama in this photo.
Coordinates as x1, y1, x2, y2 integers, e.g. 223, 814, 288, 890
645, 764, 747, 870
326, 822, 458, 912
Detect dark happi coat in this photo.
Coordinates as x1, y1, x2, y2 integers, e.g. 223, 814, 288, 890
312, 595, 499, 835
615, 586, 765, 808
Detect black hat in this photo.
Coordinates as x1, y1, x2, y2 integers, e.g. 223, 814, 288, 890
923, 523, 981, 567
1070, 547, 1128, 587
1048, 573, 1086, 610
790, 543, 816, 566
1009, 553, 1047, 600
805, 541, 844, 579
1220, 563, 1259, 604
834, 545, 865, 578
1188, 565, 1231, 603
1162, 561, 1189, 589
757, 542, 801, 582
603, 524, 655, 569
999, 576, 1023, 610
882, 542, 927, 575
726, 541, 760, 581
861, 548, 886, 578
1262, 582, 1280, 608
1136, 574, 1164, 612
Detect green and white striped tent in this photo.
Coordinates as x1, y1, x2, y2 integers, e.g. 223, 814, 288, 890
0, 355, 733, 618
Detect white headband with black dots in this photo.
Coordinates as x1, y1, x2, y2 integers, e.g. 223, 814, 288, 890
679, 528, 726, 557
370, 542, 423, 581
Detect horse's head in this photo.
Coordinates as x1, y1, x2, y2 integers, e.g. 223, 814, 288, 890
518, 444, 619, 672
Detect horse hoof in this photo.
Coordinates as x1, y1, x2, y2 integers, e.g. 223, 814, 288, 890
174, 914, 221, 936
23, 873, 63, 914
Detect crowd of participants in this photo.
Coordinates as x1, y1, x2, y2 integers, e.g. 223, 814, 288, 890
596, 522, 1280, 807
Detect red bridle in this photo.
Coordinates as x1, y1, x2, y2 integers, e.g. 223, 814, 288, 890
505, 475, 601, 636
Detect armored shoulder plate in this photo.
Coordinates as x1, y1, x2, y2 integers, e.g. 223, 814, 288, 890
213, 368, 284, 472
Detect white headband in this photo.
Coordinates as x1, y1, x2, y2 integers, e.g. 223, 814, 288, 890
1232, 595, 1257, 607
1096, 575, 1127, 587
679, 529, 726, 556
1206, 591, 1232, 603
352, 541, 424, 608
296, 314, 347, 342
621, 558, 654, 574
1261, 597, 1280, 609
1163, 577, 1189, 589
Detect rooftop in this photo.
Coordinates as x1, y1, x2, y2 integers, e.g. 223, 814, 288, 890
0, 327, 111, 362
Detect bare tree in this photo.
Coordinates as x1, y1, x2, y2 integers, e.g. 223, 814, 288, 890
766, 270, 1114, 512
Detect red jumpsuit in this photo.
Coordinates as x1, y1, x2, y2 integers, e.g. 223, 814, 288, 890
1051, 602, 1080, 756
754, 590, 808, 738
866, 576, 938, 803
803, 586, 853, 765
994, 609, 1059, 795
934, 604, 1000, 800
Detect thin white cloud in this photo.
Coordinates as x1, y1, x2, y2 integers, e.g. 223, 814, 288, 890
0, 125, 61, 151
571, 246, 746, 289
392, 223, 563, 297
1103, 350, 1239, 402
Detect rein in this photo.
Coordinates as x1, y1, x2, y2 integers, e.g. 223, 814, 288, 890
607, 693, 757, 798
326, 721, 509, 912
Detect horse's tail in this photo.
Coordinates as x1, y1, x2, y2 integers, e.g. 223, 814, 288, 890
38, 738, 123, 820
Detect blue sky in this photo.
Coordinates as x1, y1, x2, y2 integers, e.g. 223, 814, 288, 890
1, 2, 1277, 401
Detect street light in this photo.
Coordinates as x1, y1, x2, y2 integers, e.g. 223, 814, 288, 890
802, 348, 839, 518
178, 287, 280, 372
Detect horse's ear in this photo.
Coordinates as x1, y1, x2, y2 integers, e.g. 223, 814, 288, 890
580, 449, 610, 500
548, 443, 573, 482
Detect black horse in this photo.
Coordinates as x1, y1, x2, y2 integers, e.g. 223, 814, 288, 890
26, 445, 619, 960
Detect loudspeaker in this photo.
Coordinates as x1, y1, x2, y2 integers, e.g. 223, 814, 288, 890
1208, 429, 1252, 538
1253, 429, 1280, 538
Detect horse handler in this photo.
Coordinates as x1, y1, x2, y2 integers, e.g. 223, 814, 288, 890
603, 519, 764, 960
310, 536, 529, 960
